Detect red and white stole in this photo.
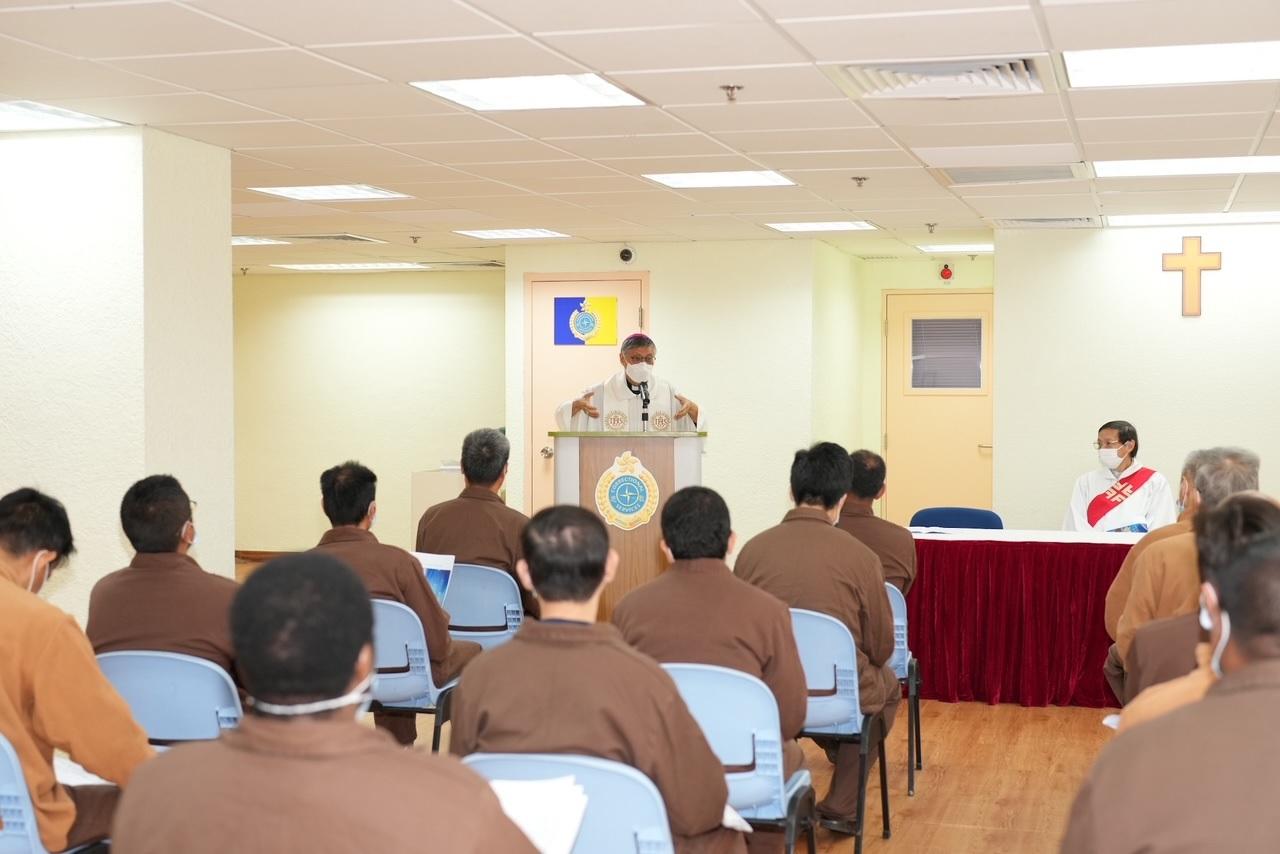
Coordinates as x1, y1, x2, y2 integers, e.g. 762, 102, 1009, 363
1087, 467, 1156, 528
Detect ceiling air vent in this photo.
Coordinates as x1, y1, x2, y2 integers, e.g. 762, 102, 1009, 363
286, 233, 387, 243
946, 164, 1078, 185
991, 217, 1100, 228
858, 255, 899, 261
842, 57, 1050, 99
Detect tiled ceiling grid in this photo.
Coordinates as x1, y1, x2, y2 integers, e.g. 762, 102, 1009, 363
1, 0, 1278, 270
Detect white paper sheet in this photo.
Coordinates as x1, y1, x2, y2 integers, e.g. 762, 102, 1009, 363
54, 756, 110, 787
489, 776, 588, 854
1101, 714, 1121, 730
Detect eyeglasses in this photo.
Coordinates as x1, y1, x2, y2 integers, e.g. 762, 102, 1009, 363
622, 352, 656, 365
1093, 441, 1125, 450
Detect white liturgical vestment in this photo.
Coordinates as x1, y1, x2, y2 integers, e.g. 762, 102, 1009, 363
555, 371, 701, 433
1063, 465, 1177, 533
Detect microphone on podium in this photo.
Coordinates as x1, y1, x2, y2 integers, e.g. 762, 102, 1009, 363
639, 381, 651, 432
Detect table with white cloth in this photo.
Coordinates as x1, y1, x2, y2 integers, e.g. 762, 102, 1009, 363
906, 528, 1142, 708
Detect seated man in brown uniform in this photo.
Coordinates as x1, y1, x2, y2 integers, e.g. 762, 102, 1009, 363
87, 475, 239, 678
416, 427, 536, 616
736, 442, 899, 834
1061, 512, 1280, 852
612, 486, 806, 854
311, 461, 481, 745
0, 488, 152, 853
113, 552, 534, 853
450, 505, 746, 854
837, 450, 917, 593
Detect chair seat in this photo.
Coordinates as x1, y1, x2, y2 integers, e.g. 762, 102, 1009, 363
801, 695, 860, 732
889, 649, 912, 681
726, 772, 776, 812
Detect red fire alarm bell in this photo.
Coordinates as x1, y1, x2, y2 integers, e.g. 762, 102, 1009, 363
940, 264, 953, 281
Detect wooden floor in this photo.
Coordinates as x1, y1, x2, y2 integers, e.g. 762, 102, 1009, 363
803, 700, 1114, 854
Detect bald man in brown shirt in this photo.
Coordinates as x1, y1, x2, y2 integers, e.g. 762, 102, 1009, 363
451, 505, 745, 854
311, 461, 481, 745
613, 486, 807, 854
837, 450, 917, 593
113, 552, 534, 854
87, 475, 239, 678
416, 428, 536, 616
736, 443, 899, 832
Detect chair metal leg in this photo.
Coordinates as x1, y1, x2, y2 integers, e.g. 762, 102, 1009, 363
802, 785, 818, 854
431, 687, 454, 753
911, 660, 923, 771
878, 732, 891, 840
854, 736, 871, 854
905, 677, 916, 797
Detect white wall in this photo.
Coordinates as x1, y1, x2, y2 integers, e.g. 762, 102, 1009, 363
995, 226, 1280, 528
504, 241, 817, 547
0, 128, 232, 622
234, 270, 505, 552
812, 242, 861, 449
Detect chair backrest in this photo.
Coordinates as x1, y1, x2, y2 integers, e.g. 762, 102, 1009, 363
884, 583, 911, 680
909, 506, 1003, 529
443, 563, 523, 650
370, 599, 444, 708
0, 731, 46, 853
464, 753, 674, 854
662, 663, 788, 819
789, 608, 863, 736
96, 651, 241, 743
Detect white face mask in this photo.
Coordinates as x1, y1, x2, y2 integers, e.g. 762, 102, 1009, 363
625, 362, 653, 385
247, 673, 374, 718
1098, 448, 1124, 471
1200, 598, 1231, 678
183, 520, 198, 547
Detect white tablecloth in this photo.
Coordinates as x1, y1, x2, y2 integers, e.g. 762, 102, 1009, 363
909, 527, 1145, 545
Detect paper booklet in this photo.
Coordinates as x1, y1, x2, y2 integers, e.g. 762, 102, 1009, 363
488, 775, 588, 854
413, 552, 455, 602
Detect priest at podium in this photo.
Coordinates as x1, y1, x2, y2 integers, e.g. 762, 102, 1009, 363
1064, 420, 1177, 534
555, 332, 703, 433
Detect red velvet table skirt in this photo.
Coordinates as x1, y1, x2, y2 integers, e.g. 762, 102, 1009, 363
907, 538, 1133, 708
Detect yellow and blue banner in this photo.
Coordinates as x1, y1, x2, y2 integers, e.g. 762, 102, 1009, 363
554, 296, 617, 346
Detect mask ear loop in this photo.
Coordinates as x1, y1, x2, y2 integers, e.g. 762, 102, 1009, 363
27, 551, 49, 593
1210, 611, 1232, 678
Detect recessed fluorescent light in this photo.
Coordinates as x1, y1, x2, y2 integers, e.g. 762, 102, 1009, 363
0, 100, 121, 132
453, 228, 569, 240
1064, 40, 1280, 88
766, 221, 876, 232
916, 243, 995, 253
643, 170, 795, 189
410, 73, 643, 111
270, 262, 431, 271
248, 184, 410, 201
231, 236, 289, 246
1094, 155, 1280, 178
1107, 212, 1280, 227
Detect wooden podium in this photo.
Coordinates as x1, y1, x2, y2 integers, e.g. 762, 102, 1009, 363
551, 431, 705, 619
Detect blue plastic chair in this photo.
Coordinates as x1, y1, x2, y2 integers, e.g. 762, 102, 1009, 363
885, 584, 923, 797
463, 753, 674, 854
908, 507, 1003, 529
96, 651, 240, 745
789, 609, 890, 854
0, 732, 97, 853
662, 663, 816, 854
443, 563, 523, 650
370, 599, 455, 752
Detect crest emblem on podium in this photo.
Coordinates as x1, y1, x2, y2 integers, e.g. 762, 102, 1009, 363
595, 451, 660, 530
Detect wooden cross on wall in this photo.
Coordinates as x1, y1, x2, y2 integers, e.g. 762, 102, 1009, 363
1162, 236, 1221, 317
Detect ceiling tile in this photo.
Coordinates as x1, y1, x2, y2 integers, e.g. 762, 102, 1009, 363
610, 65, 845, 106
964, 195, 1099, 217
778, 10, 1044, 63
1258, 138, 1280, 155
390, 138, 573, 163
187, 0, 508, 45
540, 24, 807, 72
893, 120, 1072, 149
378, 180, 532, 198
548, 134, 729, 159
461, 160, 622, 181
468, 0, 758, 31
790, 167, 945, 191
365, 208, 501, 226
310, 113, 520, 144
217, 83, 461, 119
596, 154, 761, 174
670, 100, 873, 133
1099, 190, 1233, 214
1043, 0, 1280, 50
158, 120, 357, 148
713, 127, 896, 152
0, 3, 276, 58
231, 200, 343, 217
1068, 83, 1280, 119
242, 144, 427, 170
759, 0, 1022, 14
1094, 175, 1238, 192
0, 35, 182, 99
754, 150, 919, 170
45, 93, 278, 124
524, 175, 655, 194
1076, 113, 1270, 143
313, 37, 579, 82
861, 93, 1066, 125
107, 49, 380, 91
489, 106, 691, 138
913, 142, 1080, 168
956, 179, 1093, 197
1226, 174, 1280, 204
1083, 139, 1256, 159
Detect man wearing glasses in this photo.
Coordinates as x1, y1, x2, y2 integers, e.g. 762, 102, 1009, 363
1063, 420, 1177, 534
556, 332, 703, 433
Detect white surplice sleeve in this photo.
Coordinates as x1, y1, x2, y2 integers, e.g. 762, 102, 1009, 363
1144, 473, 1178, 531
1063, 473, 1092, 531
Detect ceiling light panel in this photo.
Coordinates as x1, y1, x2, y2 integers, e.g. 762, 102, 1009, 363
247, 184, 411, 201
453, 228, 570, 239
410, 73, 642, 111
766, 221, 876, 232
1107, 212, 1280, 226
232, 236, 290, 245
916, 243, 995, 253
643, 170, 796, 188
1065, 41, 1280, 88
1093, 156, 1280, 177
0, 100, 121, 132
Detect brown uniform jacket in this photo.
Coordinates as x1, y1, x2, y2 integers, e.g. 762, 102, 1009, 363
311, 527, 480, 685
1061, 659, 1280, 853
736, 507, 898, 714
86, 552, 239, 677
450, 620, 746, 854
1122, 611, 1203, 704
0, 575, 153, 852
112, 715, 535, 853
415, 486, 536, 617
612, 557, 808, 744
1114, 531, 1200, 662
836, 502, 918, 593
1104, 517, 1192, 640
